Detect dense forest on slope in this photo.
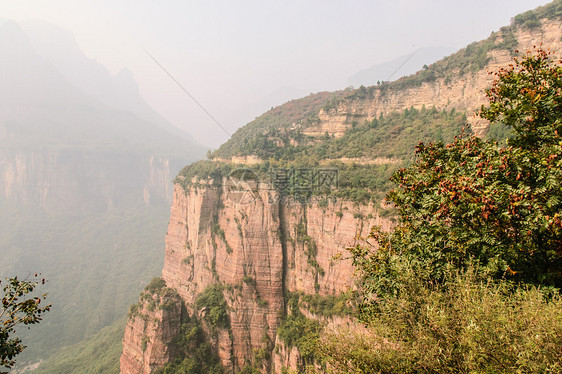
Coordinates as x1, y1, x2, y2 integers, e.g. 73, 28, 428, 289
177, 108, 467, 205
211, 0, 562, 165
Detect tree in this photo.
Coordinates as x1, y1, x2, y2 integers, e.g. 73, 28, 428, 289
324, 48, 562, 373
1, 275, 51, 371
349, 49, 562, 304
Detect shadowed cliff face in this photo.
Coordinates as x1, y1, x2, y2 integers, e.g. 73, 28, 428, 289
0, 19, 205, 364
120, 183, 391, 373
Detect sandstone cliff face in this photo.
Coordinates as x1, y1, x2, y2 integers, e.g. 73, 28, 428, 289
120, 287, 183, 374
120, 16, 562, 374
120, 183, 390, 373
0, 149, 176, 213
304, 18, 562, 138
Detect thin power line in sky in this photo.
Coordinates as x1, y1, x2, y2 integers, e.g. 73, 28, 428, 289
145, 50, 232, 138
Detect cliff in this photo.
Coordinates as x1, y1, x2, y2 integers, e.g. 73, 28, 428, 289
120, 5, 562, 373
306, 17, 562, 138
0, 150, 178, 214
121, 183, 390, 373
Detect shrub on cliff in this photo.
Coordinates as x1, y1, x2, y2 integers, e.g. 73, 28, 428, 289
322, 49, 562, 372
195, 285, 230, 331
145, 277, 167, 294
354, 48, 562, 297
155, 313, 223, 374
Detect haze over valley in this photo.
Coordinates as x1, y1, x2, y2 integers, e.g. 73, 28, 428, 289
0, 1, 561, 373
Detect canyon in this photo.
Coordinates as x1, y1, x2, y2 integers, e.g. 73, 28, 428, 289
0, 18, 204, 365
120, 12, 562, 374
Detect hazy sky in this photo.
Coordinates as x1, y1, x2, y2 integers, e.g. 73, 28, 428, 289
0, 0, 553, 148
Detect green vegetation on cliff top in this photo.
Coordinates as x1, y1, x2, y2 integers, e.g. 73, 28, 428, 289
214, 91, 342, 159
207, 0, 560, 165
176, 107, 467, 204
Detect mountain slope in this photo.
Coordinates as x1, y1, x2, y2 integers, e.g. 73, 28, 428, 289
120, 2, 562, 374
348, 46, 456, 87
33, 318, 126, 374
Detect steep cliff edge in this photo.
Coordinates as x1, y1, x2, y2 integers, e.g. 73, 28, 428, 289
121, 183, 390, 372
120, 4, 562, 373
308, 17, 562, 138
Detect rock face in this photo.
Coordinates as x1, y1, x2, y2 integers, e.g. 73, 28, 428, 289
0, 150, 177, 214
120, 286, 183, 374
120, 15, 562, 374
120, 183, 390, 373
304, 18, 562, 138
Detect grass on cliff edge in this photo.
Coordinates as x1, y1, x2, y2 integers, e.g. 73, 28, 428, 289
319, 268, 562, 373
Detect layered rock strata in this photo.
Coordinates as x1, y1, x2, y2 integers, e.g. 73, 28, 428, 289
120, 183, 389, 373
304, 18, 562, 138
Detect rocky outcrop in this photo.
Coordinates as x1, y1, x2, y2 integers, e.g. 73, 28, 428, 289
304, 18, 562, 138
120, 285, 183, 374
120, 182, 390, 373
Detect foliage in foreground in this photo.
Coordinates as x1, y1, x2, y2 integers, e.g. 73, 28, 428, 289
320, 268, 562, 373
325, 49, 562, 373
0, 276, 50, 370
353, 48, 562, 299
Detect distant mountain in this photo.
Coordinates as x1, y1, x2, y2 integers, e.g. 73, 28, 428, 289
0, 19, 204, 157
19, 19, 202, 146
348, 46, 456, 87
0, 19, 205, 368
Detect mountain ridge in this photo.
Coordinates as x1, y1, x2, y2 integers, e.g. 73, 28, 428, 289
19, 19, 203, 147
348, 46, 457, 87
119, 2, 562, 373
